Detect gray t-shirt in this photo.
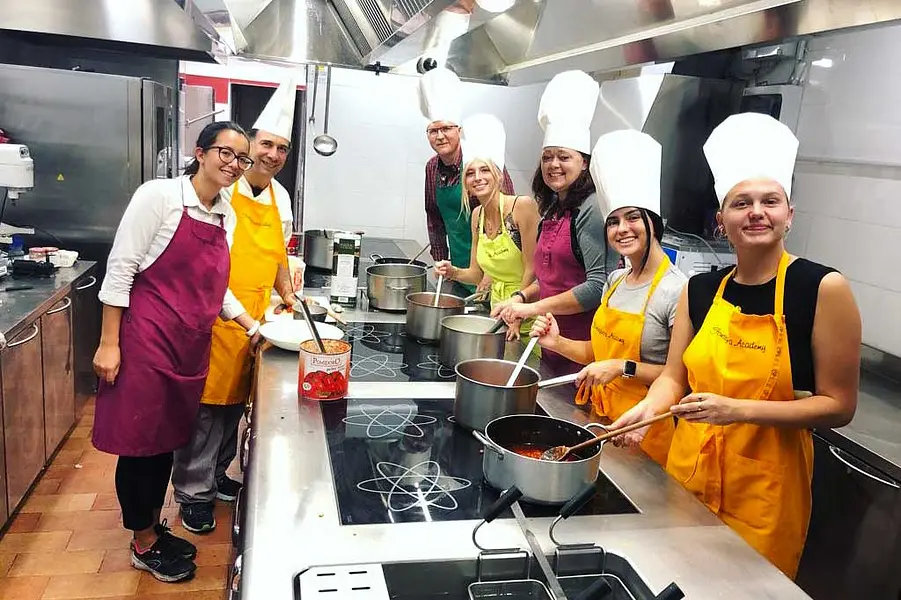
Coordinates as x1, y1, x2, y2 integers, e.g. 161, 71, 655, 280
601, 264, 688, 365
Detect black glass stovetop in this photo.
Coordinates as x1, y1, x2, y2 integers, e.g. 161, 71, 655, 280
322, 398, 638, 525
343, 319, 457, 383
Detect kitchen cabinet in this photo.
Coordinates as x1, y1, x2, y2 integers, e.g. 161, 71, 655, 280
72, 270, 99, 414
41, 296, 75, 459
796, 434, 901, 600
2, 321, 45, 512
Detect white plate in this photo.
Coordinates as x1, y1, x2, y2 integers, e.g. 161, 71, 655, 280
259, 320, 345, 352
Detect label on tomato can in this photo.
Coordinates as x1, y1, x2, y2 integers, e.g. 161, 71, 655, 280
298, 339, 351, 401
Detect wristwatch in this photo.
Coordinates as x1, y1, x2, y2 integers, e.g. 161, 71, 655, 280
512, 290, 526, 302
622, 359, 637, 379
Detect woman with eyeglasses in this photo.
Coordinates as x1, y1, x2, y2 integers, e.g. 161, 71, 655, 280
92, 122, 261, 583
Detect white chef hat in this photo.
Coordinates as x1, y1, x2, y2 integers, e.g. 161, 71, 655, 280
418, 67, 463, 126
253, 72, 301, 141
590, 130, 661, 220
461, 113, 506, 171
703, 112, 799, 204
538, 70, 600, 154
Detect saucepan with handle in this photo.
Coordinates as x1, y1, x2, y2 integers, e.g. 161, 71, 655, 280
453, 358, 581, 432
472, 414, 608, 505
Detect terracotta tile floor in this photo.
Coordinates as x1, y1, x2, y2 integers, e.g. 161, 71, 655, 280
0, 398, 236, 599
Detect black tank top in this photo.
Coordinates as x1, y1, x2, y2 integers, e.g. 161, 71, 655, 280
687, 258, 837, 392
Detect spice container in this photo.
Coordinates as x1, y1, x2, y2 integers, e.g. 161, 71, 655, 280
298, 339, 351, 400
329, 232, 361, 308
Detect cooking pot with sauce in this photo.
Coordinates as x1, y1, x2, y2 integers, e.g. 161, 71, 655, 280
472, 414, 606, 504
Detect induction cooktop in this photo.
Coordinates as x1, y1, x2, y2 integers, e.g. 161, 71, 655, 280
322, 398, 638, 525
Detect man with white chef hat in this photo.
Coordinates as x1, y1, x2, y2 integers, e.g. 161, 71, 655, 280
172, 75, 299, 534
419, 66, 514, 297
500, 70, 615, 376
608, 112, 861, 579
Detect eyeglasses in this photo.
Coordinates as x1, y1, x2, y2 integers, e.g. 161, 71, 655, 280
426, 125, 459, 138
209, 146, 254, 170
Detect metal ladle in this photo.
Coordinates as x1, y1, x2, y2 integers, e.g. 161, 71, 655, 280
313, 65, 338, 157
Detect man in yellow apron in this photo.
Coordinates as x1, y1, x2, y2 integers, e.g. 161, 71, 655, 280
608, 113, 861, 579
172, 76, 299, 533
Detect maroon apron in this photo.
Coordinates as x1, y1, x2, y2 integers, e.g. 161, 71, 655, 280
533, 211, 594, 376
93, 205, 231, 457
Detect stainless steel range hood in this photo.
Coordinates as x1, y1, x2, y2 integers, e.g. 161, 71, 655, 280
236, 0, 457, 68
444, 0, 901, 85
0, 0, 226, 62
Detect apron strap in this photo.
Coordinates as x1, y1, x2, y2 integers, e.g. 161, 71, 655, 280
602, 256, 671, 314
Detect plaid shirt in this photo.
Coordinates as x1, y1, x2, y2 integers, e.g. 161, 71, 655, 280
424, 152, 515, 261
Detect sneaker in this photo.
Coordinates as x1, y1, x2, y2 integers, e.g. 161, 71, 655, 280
180, 502, 216, 533
131, 537, 196, 582
155, 519, 197, 559
216, 476, 242, 502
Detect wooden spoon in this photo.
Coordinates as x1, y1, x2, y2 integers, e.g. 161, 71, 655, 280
540, 412, 674, 461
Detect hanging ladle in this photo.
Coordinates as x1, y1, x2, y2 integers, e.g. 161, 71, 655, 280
313, 65, 338, 157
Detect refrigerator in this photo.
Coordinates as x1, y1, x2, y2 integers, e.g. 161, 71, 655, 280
0, 62, 175, 398
0, 62, 174, 261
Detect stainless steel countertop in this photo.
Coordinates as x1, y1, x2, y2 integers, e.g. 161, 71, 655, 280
818, 370, 901, 482
0, 261, 96, 338
242, 294, 810, 600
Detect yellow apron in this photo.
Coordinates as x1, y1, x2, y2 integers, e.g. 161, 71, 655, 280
201, 183, 286, 406
666, 252, 813, 578
578, 258, 675, 467
476, 196, 532, 339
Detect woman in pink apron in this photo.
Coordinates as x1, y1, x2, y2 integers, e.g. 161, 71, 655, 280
92, 122, 261, 583
496, 71, 614, 376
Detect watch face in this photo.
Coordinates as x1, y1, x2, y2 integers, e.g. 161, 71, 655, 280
624, 360, 637, 377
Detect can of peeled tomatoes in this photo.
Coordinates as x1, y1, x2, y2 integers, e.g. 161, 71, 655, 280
298, 339, 351, 400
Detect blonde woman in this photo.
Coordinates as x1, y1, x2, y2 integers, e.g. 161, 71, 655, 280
434, 114, 539, 340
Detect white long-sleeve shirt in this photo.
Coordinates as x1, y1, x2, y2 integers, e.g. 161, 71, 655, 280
99, 176, 247, 320
222, 176, 294, 244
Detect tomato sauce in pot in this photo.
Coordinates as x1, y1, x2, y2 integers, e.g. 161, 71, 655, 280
507, 444, 580, 462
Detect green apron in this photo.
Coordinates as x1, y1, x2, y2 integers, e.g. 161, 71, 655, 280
476, 196, 538, 354
435, 181, 476, 294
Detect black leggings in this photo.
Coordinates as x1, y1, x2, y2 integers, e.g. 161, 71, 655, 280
115, 452, 174, 531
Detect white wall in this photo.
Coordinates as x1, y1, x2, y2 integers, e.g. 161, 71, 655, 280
303, 67, 545, 245
787, 24, 901, 356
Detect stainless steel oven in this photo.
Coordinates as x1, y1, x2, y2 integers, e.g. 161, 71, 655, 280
796, 433, 901, 600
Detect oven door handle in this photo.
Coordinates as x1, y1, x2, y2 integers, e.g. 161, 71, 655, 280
228, 554, 242, 600
828, 444, 900, 489
232, 486, 243, 548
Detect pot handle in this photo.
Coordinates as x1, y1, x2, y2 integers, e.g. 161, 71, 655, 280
582, 422, 610, 451
537, 372, 579, 389
370, 253, 383, 261
472, 429, 506, 460
584, 422, 610, 433
387, 284, 411, 292
482, 486, 523, 523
